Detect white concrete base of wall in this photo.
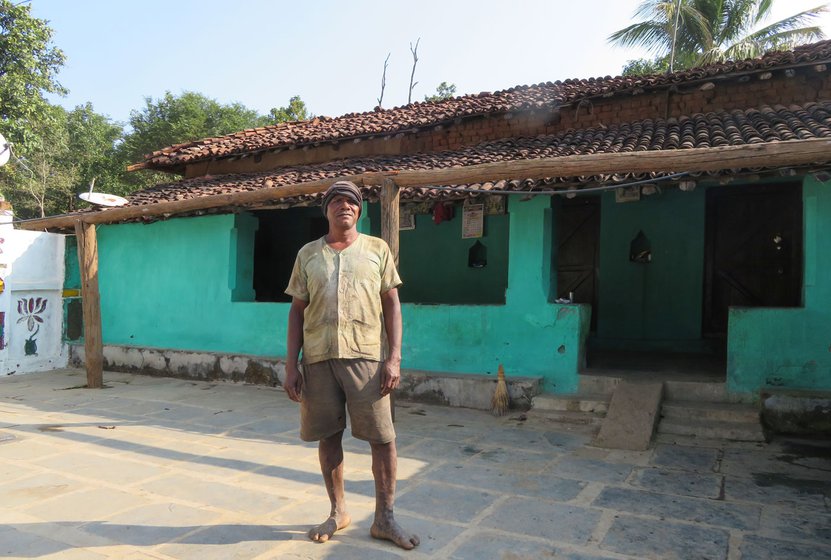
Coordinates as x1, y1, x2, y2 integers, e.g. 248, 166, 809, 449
69, 344, 544, 411
70, 344, 285, 386
3, 344, 68, 376
761, 389, 831, 434
398, 369, 543, 411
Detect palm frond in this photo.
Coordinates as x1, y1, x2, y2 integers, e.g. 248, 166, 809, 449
741, 6, 827, 47
608, 21, 672, 54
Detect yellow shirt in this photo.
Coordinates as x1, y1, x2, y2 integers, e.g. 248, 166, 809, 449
285, 234, 402, 364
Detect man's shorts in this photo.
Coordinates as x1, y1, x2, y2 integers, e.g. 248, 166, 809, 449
299, 358, 395, 444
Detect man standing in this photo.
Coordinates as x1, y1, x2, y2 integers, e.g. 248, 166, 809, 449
283, 180, 419, 550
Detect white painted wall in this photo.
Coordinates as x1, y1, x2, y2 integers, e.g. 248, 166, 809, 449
0, 217, 67, 375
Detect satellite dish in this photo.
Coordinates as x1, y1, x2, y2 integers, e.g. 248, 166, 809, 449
79, 191, 128, 207
0, 133, 10, 167
78, 178, 128, 207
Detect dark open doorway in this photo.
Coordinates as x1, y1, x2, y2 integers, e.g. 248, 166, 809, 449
556, 196, 601, 332
703, 182, 803, 338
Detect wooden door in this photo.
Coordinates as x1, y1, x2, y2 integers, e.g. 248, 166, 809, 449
703, 183, 803, 337
556, 196, 601, 331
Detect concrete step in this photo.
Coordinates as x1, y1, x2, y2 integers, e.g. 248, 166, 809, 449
661, 400, 760, 423
531, 394, 609, 414
580, 374, 745, 403
663, 380, 744, 403
527, 408, 605, 427
657, 417, 767, 442
579, 374, 621, 397
653, 432, 768, 449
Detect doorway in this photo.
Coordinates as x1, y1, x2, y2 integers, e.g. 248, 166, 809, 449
703, 183, 803, 338
556, 196, 601, 332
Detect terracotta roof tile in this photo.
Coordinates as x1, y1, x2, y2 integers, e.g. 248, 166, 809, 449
133, 41, 831, 171
124, 101, 831, 211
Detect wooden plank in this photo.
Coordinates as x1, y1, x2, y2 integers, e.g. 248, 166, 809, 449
74, 221, 104, 388
19, 138, 831, 231
594, 380, 664, 451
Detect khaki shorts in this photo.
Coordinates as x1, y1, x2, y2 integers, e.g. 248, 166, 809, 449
300, 358, 395, 444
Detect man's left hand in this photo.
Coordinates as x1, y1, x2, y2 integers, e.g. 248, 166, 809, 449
381, 357, 401, 396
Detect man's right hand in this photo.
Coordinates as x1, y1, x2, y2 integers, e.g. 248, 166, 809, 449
284, 364, 303, 402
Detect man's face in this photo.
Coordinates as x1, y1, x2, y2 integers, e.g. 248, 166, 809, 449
326, 194, 361, 229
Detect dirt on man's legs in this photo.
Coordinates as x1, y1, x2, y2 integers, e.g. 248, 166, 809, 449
369, 439, 419, 550
308, 431, 351, 542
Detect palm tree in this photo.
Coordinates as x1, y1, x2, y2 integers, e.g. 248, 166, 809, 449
610, 0, 828, 73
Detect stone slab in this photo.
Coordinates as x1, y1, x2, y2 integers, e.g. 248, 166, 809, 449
397, 481, 500, 523
426, 462, 586, 501
449, 529, 619, 560
651, 443, 720, 472
593, 380, 663, 450
739, 535, 831, 560
601, 515, 729, 559
593, 486, 761, 530
480, 496, 602, 546
632, 467, 724, 499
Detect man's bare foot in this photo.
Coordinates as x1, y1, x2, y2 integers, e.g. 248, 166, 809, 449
370, 514, 419, 550
308, 512, 351, 543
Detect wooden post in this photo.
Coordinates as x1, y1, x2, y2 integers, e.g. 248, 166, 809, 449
380, 178, 400, 420
74, 220, 104, 388
380, 178, 400, 266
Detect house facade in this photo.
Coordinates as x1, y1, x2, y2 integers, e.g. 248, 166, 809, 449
51, 41, 831, 405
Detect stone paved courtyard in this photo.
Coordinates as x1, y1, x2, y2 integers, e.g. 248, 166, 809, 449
0, 369, 829, 559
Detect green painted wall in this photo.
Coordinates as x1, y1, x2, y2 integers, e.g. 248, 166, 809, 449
86, 178, 830, 396
402, 196, 587, 392
62, 235, 82, 343
63, 236, 80, 290
366, 203, 509, 304
728, 176, 831, 394
97, 214, 282, 355
92, 197, 587, 393
595, 187, 706, 351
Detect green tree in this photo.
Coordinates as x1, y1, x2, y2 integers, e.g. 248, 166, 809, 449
119, 91, 265, 190
4, 105, 73, 218
2, 103, 124, 218
263, 95, 311, 124
424, 82, 457, 102
120, 92, 313, 190
0, 0, 66, 147
609, 0, 827, 74
65, 103, 125, 198
621, 56, 672, 76
121, 91, 263, 163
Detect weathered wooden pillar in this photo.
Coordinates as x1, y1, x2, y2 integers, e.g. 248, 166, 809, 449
380, 179, 400, 420
74, 220, 104, 388
380, 178, 400, 266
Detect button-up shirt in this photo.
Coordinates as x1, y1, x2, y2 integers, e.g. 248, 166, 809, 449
285, 234, 402, 364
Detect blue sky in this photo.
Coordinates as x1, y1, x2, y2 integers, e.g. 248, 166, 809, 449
30, 0, 831, 126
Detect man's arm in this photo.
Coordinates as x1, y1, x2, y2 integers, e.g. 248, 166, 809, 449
380, 287, 402, 396
284, 297, 308, 402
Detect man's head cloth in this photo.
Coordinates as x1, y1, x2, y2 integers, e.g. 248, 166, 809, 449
322, 181, 362, 216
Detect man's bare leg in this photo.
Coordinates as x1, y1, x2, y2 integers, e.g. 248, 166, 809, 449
369, 440, 419, 550
309, 430, 351, 542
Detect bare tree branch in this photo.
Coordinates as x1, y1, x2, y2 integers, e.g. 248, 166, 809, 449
377, 53, 391, 108
408, 38, 420, 104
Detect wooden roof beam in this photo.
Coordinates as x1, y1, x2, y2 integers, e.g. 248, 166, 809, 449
18, 137, 831, 231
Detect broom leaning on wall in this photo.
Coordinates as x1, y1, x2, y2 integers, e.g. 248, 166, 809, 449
491, 364, 509, 416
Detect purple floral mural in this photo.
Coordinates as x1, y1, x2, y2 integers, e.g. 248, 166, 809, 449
17, 297, 47, 356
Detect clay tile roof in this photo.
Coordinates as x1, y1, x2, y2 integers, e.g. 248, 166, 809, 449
131, 41, 831, 172
124, 100, 831, 210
